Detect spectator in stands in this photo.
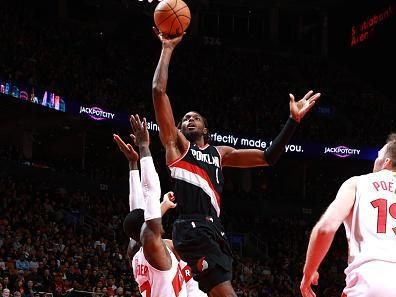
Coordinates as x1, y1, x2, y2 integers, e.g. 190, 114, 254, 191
2, 289, 10, 297
15, 255, 29, 271
3, 277, 9, 289
23, 280, 34, 297
115, 287, 123, 297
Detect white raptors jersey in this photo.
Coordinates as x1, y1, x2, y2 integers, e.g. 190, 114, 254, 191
343, 169, 396, 275
179, 260, 207, 297
132, 246, 187, 297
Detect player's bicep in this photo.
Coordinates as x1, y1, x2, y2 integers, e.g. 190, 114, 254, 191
152, 92, 178, 144
141, 223, 171, 270
318, 177, 357, 231
141, 221, 164, 255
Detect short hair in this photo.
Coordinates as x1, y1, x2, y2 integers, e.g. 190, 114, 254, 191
123, 209, 144, 242
387, 133, 396, 143
385, 133, 396, 169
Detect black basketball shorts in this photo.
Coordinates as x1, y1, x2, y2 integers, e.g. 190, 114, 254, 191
172, 215, 233, 293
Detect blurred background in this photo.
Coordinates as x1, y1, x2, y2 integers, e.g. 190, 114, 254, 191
0, 0, 395, 296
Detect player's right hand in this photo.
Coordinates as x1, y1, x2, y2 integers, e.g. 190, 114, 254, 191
163, 191, 177, 209
153, 26, 185, 49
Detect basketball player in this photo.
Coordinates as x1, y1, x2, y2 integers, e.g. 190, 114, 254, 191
113, 115, 207, 297
152, 31, 320, 296
300, 133, 396, 297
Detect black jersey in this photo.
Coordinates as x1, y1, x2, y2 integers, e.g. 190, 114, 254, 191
169, 142, 224, 218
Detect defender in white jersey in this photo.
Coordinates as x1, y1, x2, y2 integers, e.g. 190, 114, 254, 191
114, 114, 206, 297
300, 133, 396, 297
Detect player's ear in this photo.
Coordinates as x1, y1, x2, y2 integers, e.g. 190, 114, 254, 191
203, 127, 208, 135
383, 157, 392, 170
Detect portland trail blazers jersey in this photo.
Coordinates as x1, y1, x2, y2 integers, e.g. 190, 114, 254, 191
169, 142, 224, 218
132, 246, 187, 297
343, 169, 396, 275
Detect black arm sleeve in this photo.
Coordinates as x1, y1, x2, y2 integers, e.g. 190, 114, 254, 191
264, 118, 298, 165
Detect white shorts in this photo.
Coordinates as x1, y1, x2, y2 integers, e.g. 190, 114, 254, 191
343, 261, 396, 297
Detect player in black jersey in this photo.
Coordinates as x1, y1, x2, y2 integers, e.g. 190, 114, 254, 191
152, 30, 320, 297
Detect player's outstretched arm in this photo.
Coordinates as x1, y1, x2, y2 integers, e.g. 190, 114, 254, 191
152, 28, 188, 162
113, 134, 145, 211
130, 114, 172, 270
219, 90, 321, 167
130, 115, 161, 198
140, 180, 171, 271
300, 176, 356, 297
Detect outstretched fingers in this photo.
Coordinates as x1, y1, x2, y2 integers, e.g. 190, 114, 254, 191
130, 114, 143, 134
135, 114, 142, 127
308, 92, 321, 104
142, 117, 147, 130
302, 90, 314, 101
113, 134, 128, 152
289, 93, 296, 103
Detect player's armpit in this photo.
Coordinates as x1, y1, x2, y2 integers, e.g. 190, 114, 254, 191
163, 239, 179, 259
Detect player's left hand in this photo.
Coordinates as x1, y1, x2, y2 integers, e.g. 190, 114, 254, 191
289, 90, 321, 123
113, 134, 139, 163
300, 271, 319, 297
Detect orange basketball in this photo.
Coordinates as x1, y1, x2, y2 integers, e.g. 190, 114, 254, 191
154, 0, 191, 37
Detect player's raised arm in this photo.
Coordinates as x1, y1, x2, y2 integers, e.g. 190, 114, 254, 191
113, 133, 145, 211
130, 115, 171, 270
152, 29, 187, 151
219, 90, 320, 167
300, 176, 357, 297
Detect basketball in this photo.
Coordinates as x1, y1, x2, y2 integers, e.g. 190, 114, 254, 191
154, 0, 191, 37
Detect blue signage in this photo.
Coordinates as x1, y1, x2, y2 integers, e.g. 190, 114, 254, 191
0, 77, 379, 161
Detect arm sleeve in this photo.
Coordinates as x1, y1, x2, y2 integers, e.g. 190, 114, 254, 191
264, 118, 298, 165
140, 156, 162, 221
129, 170, 145, 211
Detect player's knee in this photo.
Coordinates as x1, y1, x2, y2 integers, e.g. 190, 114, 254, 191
207, 280, 236, 297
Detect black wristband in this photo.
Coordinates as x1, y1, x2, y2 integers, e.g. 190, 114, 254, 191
264, 118, 298, 165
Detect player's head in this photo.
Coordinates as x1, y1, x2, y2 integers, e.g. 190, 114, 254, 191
373, 133, 396, 172
123, 209, 144, 242
178, 111, 210, 144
